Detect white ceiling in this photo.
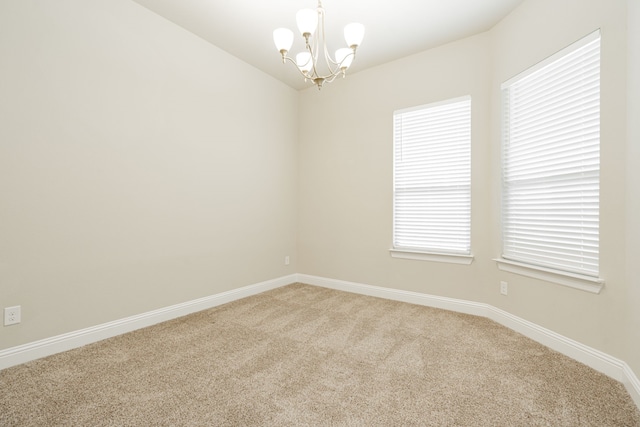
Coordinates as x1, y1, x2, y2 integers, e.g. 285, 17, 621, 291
131, 0, 526, 90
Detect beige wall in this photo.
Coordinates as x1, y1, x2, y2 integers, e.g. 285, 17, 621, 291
626, 0, 640, 376
490, 0, 629, 357
298, 33, 493, 305
299, 0, 634, 368
0, 0, 299, 349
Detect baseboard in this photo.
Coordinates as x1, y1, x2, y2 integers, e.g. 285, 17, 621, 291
625, 363, 640, 409
297, 273, 640, 409
0, 274, 297, 371
297, 274, 490, 317
3, 272, 639, 410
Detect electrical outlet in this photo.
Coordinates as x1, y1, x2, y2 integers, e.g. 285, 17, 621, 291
4, 306, 21, 326
285, 256, 290, 266
500, 281, 508, 296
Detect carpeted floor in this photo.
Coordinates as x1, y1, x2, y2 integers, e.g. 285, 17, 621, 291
1, 283, 639, 426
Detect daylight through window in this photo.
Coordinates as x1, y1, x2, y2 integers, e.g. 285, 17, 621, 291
393, 96, 471, 256
501, 31, 601, 277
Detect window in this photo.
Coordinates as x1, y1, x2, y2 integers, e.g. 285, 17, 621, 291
392, 96, 471, 263
499, 31, 602, 288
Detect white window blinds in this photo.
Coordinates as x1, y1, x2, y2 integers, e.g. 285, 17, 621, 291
393, 96, 471, 255
501, 31, 600, 277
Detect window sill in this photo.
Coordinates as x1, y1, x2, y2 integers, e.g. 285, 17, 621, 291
493, 258, 604, 294
390, 249, 474, 265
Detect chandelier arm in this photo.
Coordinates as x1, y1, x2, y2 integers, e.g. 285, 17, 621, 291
307, 6, 324, 80
310, 39, 352, 80
307, 42, 321, 81
317, 5, 337, 71
291, 46, 356, 84
307, 56, 356, 81
316, 6, 341, 77
316, 67, 346, 82
281, 54, 318, 83
315, 3, 355, 78
323, 73, 340, 84
322, 48, 341, 76
336, 50, 356, 69
322, 50, 357, 81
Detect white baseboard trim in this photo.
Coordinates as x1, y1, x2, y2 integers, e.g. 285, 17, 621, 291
297, 274, 640, 409
298, 274, 489, 316
625, 363, 640, 409
2, 272, 639, 410
0, 274, 297, 371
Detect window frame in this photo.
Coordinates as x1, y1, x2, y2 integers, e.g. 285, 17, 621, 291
391, 96, 473, 264
496, 30, 604, 293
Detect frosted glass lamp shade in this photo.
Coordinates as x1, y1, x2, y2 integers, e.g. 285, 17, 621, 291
296, 52, 313, 73
273, 28, 294, 52
344, 23, 365, 48
296, 9, 318, 36
335, 48, 353, 69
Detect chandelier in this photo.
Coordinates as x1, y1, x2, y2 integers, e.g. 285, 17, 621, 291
273, 0, 365, 90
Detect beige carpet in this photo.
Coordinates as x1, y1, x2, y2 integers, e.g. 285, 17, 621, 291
1, 283, 639, 426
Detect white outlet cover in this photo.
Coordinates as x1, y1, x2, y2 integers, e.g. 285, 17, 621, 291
500, 281, 508, 295
4, 306, 21, 326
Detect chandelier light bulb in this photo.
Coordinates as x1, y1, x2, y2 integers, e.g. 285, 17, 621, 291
273, 28, 294, 54
344, 23, 365, 49
296, 9, 318, 38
